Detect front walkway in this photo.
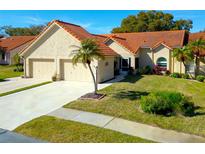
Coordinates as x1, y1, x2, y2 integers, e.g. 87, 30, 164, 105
0, 128, 44, 143
48, 108, 205, 143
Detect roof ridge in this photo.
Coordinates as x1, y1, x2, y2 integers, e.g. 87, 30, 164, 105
54, 20, 81, 27
103, 30, 185, 35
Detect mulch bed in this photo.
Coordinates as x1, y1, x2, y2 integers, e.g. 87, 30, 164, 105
79, 93, 106, 100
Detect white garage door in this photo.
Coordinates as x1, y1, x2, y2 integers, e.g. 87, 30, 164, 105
61, 59, 93, 82
31, 59, 55, 80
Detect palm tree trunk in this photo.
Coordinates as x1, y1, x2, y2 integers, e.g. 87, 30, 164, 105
87, 63, 97, 94
182, 61, 186, 73
195, 56, 199, 76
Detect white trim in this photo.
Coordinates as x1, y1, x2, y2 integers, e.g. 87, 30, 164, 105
20, 22, 57, 56
106, 38, 136, 56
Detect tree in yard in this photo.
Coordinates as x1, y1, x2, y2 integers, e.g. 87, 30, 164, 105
0, 25, 45, 36
112, 11, 193, 33
70, 39, 104, 94
13, 53, 23, 72
188, 38, 205, 75
172, 46, 194, 73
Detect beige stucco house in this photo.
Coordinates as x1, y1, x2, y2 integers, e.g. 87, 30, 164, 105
0, 36, 35, 65
20, 20, 117, 83
19, 20, 205, 82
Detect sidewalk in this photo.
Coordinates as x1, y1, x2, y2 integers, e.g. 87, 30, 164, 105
0, 128, 45, 143
48, 108, 205, 143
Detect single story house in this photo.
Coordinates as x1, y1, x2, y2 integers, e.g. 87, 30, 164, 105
19, 20, 205, 82
0, 36, 35, 65
189, 32, 205, 75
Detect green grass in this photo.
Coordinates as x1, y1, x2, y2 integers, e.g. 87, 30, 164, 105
0, 65, 23, 81
15, 116, 152, 143
0, 81, 52, 97
64, 75, 205, 137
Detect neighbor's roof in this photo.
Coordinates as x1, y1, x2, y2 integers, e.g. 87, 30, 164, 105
103, 30, 186, 54
189, 32, 205, 56
21, 20, 117, 56
0, 36, 35, 52
189, 32, 205, 42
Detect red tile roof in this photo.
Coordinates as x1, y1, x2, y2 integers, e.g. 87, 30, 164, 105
189, 32, 205, 56
189, 32, 205, 42
103, 30, 186, 54
20, 20, 187, 57
21, 20, 117, 56
55, 20, 117, 56
0, 36, 35, 52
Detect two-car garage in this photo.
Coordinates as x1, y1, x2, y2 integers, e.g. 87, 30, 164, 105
29, 58, 94, 82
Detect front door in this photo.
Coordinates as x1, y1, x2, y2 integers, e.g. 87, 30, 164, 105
121, 58, 130, 71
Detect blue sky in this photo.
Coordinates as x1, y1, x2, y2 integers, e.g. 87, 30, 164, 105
0, 10, 205, 34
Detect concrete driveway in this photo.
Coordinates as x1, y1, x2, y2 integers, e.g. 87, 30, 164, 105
0, 77, 47, 94
0, 76, 124, 131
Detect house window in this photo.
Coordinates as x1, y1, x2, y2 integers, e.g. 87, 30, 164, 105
0, 52, 5, 60
157, 57, 167, 68
135, 57, 139, 69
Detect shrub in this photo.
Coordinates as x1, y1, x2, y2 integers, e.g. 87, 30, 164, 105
128, 67, 134, 75
177, 98, 195, 116
165, 70, 170, 76
196, 75, 205, 82
181, 73, 190, 79
139, 66, 152, 75
144, 65, 152, 74
140, 91, 195, 116
169, 72, 181, 78
52, 74, 57, 81
153, 65, 166, 75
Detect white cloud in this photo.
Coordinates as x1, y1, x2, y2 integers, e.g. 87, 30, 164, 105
24, 16, 48, 25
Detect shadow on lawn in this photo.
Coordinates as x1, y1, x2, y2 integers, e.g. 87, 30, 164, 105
194, 106, 205, 116
0, 79, 7, 82
113, 90, 149, 100
121, 75, 144, 83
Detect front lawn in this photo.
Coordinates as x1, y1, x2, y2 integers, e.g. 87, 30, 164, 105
0, 65, 23, 81
15, 116, 152, 143
64, 75, 205, 137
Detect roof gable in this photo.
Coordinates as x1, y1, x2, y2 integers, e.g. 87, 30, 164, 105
21, 20, 117, 57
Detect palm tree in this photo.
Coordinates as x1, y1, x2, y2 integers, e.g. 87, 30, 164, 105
70, 38, 104, 94
188, 38, 205, 75
172, 46, 194, 73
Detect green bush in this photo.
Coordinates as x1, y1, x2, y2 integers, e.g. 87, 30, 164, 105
128, 67, 134, 75
169, 73, 181, 78
196, 75, 205, 82
139, 65, 152, 75
140, 91, 195, 116
181, 73, 190, 79
165, 70, 170, 76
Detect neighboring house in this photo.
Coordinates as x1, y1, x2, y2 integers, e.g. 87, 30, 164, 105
0, 36, 35, 65
19, 20, 205, 82
189, 32, 205, 75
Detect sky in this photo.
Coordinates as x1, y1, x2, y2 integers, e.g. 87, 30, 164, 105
0, 10, 205, 34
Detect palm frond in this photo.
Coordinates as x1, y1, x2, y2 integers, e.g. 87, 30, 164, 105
70, 38, 104, 65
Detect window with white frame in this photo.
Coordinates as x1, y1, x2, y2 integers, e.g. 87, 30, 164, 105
156, 57, 167, 68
